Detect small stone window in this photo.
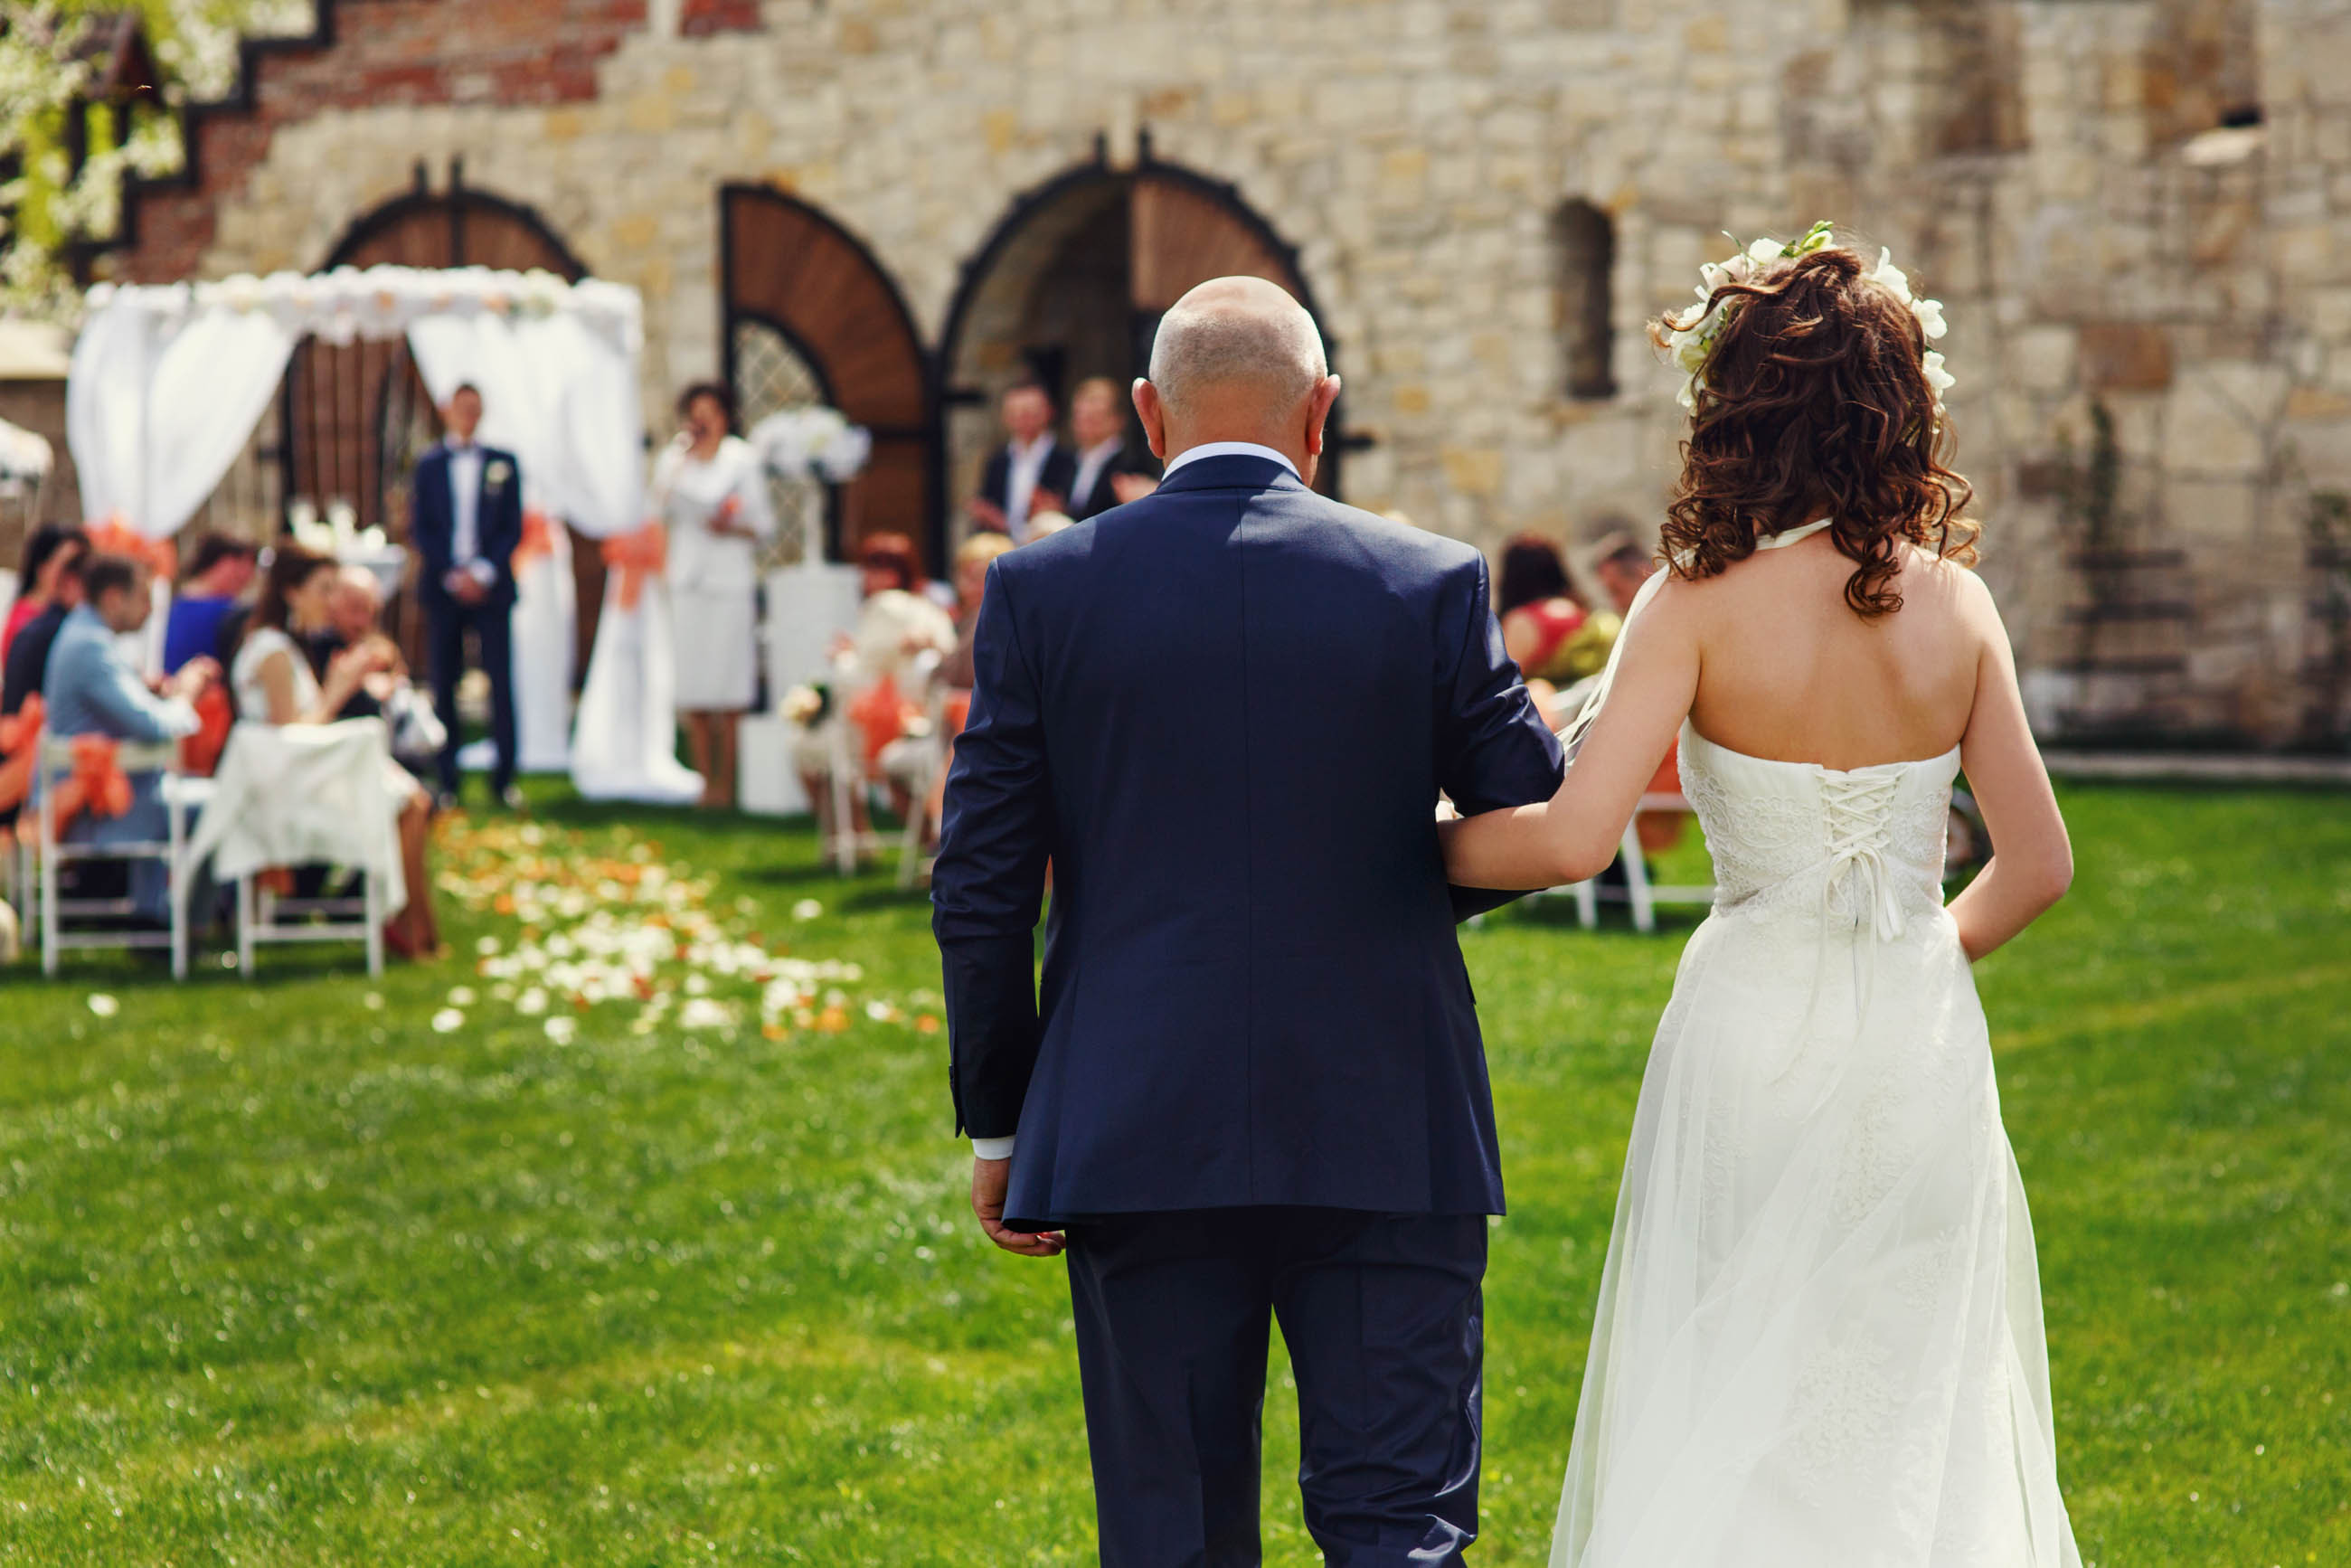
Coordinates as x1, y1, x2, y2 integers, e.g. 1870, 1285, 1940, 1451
1554, 200, 1617, 401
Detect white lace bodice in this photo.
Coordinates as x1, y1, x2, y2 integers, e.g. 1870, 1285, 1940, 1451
1677, 722, 1956, 940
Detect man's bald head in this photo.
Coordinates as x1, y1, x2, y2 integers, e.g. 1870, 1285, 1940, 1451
1133, 276, 1341, 482
1147, 277, 1327, 421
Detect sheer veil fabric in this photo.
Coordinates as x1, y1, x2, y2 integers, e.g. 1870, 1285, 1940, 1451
1549, 523, 2080, 1566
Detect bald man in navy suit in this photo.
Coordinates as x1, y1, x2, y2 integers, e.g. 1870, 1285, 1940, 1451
933, 279, 1562, 1564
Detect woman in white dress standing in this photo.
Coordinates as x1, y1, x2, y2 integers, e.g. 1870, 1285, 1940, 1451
655, 382, 777, 809
1441, 227, 2082, 1566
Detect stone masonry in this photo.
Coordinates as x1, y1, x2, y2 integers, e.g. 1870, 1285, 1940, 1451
99, 0, 2351, 746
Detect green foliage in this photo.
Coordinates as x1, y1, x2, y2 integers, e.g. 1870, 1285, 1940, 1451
1, 0, 297, 318
0, 782, 2346, 1563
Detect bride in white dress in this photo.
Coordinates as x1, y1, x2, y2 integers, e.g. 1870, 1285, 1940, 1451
1441, 227, 2082, 1566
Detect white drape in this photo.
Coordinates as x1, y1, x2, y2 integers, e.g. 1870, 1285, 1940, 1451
570, 573, 703, 805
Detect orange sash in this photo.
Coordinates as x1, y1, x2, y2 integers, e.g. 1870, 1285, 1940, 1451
19, 732, 132, 845
514, 509, 558, 575
183, 685, 233, 777
0, 695, 42, 814
847, 675, 921, 770
600, 524, 666, 611
85, 518, 179, 582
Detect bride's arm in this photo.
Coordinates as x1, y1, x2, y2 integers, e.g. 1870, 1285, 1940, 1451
1440, 580, 1699, 890
1947, 576, 2072, 960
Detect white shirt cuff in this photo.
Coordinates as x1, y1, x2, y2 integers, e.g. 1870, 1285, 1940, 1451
970, 1135, 1017, 1161
466, 559, 496, 585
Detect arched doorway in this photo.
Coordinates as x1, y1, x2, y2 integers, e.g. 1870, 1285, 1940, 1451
719, 185, 930, 566
285, 173, 598, 673
935, 153, 1345, 565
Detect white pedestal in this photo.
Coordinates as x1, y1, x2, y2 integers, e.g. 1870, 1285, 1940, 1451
738, 715, 800, 816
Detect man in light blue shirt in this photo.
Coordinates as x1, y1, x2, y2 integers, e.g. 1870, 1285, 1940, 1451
42, 553, 217, 922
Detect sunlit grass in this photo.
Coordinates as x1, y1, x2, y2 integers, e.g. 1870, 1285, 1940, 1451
0, 781, 2345, 1563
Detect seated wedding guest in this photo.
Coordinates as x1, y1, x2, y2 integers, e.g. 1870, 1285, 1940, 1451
1021, 509, 1076, 543
41, 553, 218, 924
793, 532, 957, 834
1588, 524, 1657, 616
232, 545, 441, 960
163, 533, 260, 674
968, 380, 1074, 543
1498, 534, 1615, 721
655, 381, 778, 811
3, 524, 87, 667
1063, 375, 1161, 520
940, 532, 1016, 692
2, 547, 87, 722
0, 550, 90, 837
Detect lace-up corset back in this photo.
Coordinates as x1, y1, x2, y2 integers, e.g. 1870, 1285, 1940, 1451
1677, 722, 1958, 940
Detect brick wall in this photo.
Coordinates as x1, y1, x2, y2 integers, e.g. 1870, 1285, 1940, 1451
109, 0, 647, 283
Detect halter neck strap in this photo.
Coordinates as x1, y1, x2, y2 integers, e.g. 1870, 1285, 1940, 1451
1755, 517, 1836, 551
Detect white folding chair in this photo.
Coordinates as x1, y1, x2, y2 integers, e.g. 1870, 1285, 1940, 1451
232, 862, 384, 980
820, 653, 944, 880
184, 721, 396, 980
33, 737, 203, 978
892, 679, 957, 891
1566, 791, 1714, 934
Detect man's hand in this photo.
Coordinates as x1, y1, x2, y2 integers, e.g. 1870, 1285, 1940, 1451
1109, 473, 1159, 505
445, 570, 488, 606
971, 1157, 1063, 1258
967, 498, 1008, 533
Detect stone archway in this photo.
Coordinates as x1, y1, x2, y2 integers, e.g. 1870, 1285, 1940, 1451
934, 155, 1344, 563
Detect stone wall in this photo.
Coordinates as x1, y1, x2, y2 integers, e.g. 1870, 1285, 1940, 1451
99, 0, 2351, 746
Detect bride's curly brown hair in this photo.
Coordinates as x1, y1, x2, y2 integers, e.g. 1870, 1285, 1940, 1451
1648, 240, 1976, 617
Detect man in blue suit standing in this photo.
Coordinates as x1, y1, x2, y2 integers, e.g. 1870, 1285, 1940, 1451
409, 383, 523, 809
932, 278, 1564, 1564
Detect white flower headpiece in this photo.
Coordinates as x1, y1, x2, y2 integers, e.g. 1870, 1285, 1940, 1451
1661, 220, 1953, 415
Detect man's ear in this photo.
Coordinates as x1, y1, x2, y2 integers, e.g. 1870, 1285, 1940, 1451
1304, 374, 1343, 458
1133, 379, 1169, 461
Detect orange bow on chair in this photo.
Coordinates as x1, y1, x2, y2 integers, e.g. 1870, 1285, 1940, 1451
846, 675, 922, 770
21, 733, 133, 845
0, 695, 42, 816
513, 509, 559, 575
182, 685, 233, 778
84, 517, 179, 581
600, 524, 666, 611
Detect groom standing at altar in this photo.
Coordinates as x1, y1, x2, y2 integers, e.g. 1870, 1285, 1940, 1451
933, 278, 1563, 1563
410, 383, 522, 810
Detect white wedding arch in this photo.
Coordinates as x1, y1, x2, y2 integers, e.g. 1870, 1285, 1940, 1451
64, 264, 696, 805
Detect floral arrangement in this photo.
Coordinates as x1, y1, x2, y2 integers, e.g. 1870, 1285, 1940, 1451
749, 406, 873, 485
782, 682, 832, 728
1661, 220, 1953, 415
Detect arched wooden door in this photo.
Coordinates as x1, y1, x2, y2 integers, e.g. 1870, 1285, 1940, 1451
285, 183, 595, 671
721, 186, 930, 565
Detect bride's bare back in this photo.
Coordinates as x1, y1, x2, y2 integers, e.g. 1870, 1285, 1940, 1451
1440, 529, 2071, 961
1684, 533, 1982, 770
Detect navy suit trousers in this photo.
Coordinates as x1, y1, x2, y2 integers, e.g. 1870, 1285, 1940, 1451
426, 597, 515, 798
1064, 1207, 1486, 1567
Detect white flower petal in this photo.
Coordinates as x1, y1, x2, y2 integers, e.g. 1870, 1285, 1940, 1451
87, 994, 119, 1018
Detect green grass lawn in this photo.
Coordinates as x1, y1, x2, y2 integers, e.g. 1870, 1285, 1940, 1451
2, 780, 2347, 1565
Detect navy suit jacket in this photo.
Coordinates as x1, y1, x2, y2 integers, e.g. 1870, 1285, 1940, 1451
410, 443, 524, 610
931, 454, 1564, 1227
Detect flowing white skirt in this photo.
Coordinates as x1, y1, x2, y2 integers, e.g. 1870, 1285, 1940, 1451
1552, 909, 2081, 1568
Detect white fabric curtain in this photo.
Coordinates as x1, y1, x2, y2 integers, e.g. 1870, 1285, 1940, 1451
66, 292, 297, 538
570, 572, 703, 805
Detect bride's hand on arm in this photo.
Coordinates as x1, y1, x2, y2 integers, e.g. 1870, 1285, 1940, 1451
1439, 580, 1700, 891
1947, 577, 2072, 961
